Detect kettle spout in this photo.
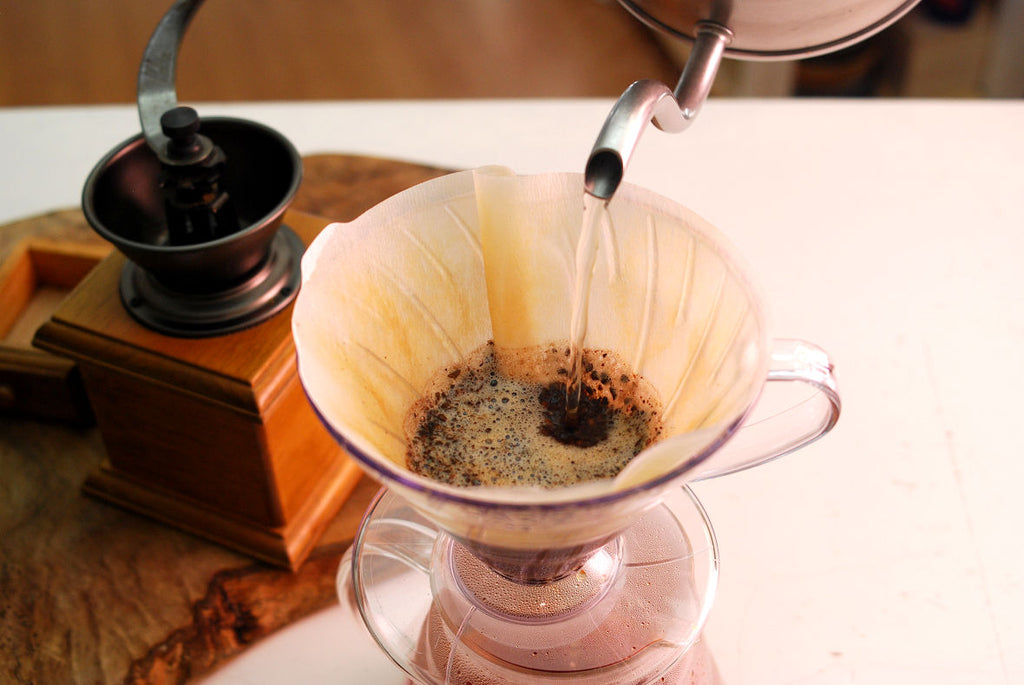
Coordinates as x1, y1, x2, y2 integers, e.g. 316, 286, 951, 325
584, 21, 733, 200
584, 80, 683, 200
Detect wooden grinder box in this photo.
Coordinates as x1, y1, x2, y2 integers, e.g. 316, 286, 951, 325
33, 210, 361, 570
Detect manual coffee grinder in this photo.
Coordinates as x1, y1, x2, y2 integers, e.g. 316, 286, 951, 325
33, 0, 361, 569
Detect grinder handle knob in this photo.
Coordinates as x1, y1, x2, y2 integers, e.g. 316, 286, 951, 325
161, 106, 208, 162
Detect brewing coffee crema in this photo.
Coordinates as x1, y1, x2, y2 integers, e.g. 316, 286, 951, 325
404, 341, 663, 488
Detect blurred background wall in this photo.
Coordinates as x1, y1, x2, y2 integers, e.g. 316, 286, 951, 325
0, 0, 1020, 106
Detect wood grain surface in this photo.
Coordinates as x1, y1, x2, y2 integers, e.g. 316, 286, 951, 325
0, 154, 450, 684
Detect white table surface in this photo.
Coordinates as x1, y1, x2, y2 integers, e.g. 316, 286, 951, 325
3, 99, 1021, 684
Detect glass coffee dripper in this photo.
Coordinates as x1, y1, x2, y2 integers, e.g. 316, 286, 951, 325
292, 169, 839, 683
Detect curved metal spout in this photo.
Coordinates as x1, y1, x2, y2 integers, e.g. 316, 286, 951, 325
584, 21, 733, 200
138, 0, 205, 162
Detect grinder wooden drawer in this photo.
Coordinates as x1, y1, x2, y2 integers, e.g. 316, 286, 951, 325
0, 237, 111, 423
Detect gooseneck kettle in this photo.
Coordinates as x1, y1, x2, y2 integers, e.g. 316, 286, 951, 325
585, 0, 921, 199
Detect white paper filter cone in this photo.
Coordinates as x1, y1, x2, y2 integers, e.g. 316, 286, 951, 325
293, 167, 768, 514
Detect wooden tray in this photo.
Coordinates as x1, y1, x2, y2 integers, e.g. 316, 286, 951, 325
0, 154, 449, 684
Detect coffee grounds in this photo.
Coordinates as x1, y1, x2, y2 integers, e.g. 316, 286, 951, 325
404, 342, 661, 488
538, 381, 611, 448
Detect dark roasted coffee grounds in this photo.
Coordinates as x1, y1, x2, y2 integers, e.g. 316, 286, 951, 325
405, 341, 661, 487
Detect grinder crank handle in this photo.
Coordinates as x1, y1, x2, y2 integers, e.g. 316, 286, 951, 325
138, 0, 205, 163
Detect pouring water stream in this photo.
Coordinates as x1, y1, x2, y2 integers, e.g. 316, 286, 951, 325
565, 22, 731, 427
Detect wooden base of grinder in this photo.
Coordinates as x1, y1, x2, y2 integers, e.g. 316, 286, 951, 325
33, 210, 359, 569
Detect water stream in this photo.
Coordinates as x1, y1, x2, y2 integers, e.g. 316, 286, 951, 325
564, 191, 609, 426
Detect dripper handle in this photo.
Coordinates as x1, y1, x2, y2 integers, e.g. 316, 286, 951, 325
691, 339, 841, 481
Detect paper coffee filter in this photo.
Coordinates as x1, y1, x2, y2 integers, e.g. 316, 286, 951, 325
476, 168, 576, 351
295, 169, 491, 469
294, 167, 768, 505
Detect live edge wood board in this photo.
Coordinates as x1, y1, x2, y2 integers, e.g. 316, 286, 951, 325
0, 154, 449, 684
